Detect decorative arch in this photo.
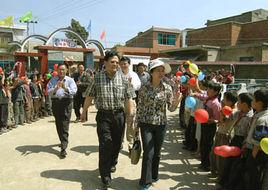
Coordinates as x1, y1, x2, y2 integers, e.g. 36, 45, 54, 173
46, 28, 87, 48
86, 39, 105, 56
9, 41, 22, 48
21, 35, 48, 52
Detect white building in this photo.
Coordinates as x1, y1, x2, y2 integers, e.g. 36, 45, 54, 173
0, 25, 26, 64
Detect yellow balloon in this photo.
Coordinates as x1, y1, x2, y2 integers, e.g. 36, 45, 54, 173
260, 138, 268, 155
189, 63, 199, 75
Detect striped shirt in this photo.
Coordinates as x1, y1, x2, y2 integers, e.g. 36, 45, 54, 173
84, 70, 136, 110
47, 76, 77, 99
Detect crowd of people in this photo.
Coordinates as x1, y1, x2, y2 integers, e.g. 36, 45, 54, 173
0, 50, 267, 190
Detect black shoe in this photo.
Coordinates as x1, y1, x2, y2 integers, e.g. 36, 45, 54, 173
110, 166, 116, 173
60, 149, 67, 158
102, 177, 111, 189
74, 118, 80, 123
198, 164, 210, 172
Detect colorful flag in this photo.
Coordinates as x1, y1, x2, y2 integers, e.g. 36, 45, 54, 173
20, 11, 32, 22
100, 30, 106, 40
0, 16, 14, 26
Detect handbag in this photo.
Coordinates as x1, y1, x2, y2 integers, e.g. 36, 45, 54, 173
130, 134, 141, 165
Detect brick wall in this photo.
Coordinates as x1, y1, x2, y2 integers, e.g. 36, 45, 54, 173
187, 23, 233, 46
238, 20, 268, 44
126, 32, 153, 48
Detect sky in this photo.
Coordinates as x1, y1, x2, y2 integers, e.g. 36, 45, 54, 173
1, 0, 268, 48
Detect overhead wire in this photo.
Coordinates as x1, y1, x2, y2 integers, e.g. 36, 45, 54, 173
38, 0, 105, 21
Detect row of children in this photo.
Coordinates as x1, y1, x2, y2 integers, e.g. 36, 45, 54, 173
0, 73, 52, 134
181, 79, 268, 190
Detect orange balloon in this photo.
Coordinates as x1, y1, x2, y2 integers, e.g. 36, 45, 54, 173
188, 77, 197, 86
52, 71, 58, 77
222, 106, 233, 116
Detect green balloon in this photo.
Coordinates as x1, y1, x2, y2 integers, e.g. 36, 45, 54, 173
46, 73, 52, 79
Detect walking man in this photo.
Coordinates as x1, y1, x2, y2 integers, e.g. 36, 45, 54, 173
81, 51, 136, 189
72, 63, 92, 123
47, 64, 77, 158
119, 56, 141, 152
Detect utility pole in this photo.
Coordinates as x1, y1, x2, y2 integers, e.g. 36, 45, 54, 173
20, 20, 38, 71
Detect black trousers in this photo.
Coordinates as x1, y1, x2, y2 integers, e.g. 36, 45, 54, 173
184, 116, 197, 150
179, 95, 186, 128
139, 123, 166, 186
200, 123, 217, 167
0, 103, 8, 128
52, 98, 73, 150
73, 92, 86, 119
219, 135, 245, 187
96, 109, 125, 182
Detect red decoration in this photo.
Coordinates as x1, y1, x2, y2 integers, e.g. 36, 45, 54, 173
222, 106, 233, 116
188, 77, 197, 86
0, 67, 2, 73
53, 64, 58, 71
176, 71, 183, 77
194, 109, 209, 123
52, 71, 58, 77
214, 145, 241, 158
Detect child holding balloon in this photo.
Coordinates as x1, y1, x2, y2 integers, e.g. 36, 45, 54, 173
218, 93, 254, 190
192, 81, 222, 171
210, 91, 238, 177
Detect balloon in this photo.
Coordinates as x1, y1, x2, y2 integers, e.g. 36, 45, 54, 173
194, 109, 209, 123
180, 75, 187, 83
53, 64, 58, 71
188, 77, 197, 86
261, 138, 268, 155
176, 76, 181, 81
176, 71, 183, 77
52, 71, 58, 77
214, 145, 241, 158
46, 73, 52, 79
222, 106, 233, 116
0, 67, 2, 73
229, 146, 242, 157
189, 63, 199, 75
198, 72, 205, 81
185, 96, 196, 108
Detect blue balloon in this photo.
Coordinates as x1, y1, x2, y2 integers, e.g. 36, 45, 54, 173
180, 75, 187, 83
185, 96, 197, 108
198, 72, 205, 81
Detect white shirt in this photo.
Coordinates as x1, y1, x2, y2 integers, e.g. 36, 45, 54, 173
119, 70, 141, 91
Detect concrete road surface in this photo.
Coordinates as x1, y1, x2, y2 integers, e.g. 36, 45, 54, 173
0, 107, 216, 190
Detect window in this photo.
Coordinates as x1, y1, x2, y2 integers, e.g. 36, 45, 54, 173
239, 56, 254, 62
158, 33, 176, 45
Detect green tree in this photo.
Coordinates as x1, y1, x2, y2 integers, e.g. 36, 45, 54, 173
66, 19, 89, 45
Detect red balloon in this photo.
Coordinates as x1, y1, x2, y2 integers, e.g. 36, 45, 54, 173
176, 71, 183, 77
52, 71, 58, 77
229, 146, 241, 157
53, 64, 58, 71
188, 77, 197, 86
0, 67, 2, 73
222, 106, 233, 116
194, 109, 209, 123
214, 145, 241, 158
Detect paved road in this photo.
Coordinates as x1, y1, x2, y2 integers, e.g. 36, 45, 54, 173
0, 107, 216, 190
